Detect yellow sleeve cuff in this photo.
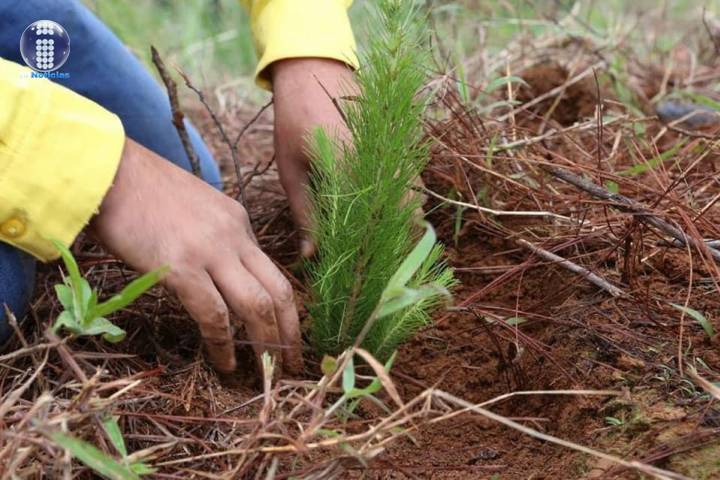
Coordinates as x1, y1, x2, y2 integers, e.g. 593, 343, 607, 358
0, 58, 125, 261
243, 0, 358, 90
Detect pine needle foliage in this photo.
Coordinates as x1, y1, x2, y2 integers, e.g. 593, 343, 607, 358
307, 0, 454, 360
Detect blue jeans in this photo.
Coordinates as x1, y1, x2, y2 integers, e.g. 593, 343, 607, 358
0, 0, 222, 343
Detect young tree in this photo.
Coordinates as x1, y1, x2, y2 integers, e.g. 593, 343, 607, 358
307, 0, 454, 360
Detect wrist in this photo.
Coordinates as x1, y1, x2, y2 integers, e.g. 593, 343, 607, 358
92, 138, 155, 236
270, 58, 353, 92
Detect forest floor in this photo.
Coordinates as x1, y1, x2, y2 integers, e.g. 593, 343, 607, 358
3, 7, 720, 479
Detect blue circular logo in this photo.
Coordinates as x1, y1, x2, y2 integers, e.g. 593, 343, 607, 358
20, 20, 70, 73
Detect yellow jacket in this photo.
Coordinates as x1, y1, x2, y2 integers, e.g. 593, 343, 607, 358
0, 0, 357, 262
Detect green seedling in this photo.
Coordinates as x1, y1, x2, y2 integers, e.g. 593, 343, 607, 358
51, 240, 167, 343
618, 139, 686, 177
505, 316, 527, 326
604, 180, 619, 194
307, 0, 454, 360
485, 134, 497, 168
605, 416, 624, 427
49, 416, 155, 480
476, 73, 529, 113
323, 350, 398, 421
671, 303, 716, 339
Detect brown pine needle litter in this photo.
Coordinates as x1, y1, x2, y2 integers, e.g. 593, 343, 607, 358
3, 2, 720, 478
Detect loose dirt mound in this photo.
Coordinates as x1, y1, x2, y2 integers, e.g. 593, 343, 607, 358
517, 61, 598, 126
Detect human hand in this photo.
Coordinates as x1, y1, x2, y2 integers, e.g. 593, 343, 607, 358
271, 58, 355, 258
91, 138, 303, 375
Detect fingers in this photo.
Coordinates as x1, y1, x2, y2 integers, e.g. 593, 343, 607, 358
291, 191, 316, 258
209, 259, 283, 372
169, 270, 236, 373
239, 245, 304, 375
277, 158, 316, 258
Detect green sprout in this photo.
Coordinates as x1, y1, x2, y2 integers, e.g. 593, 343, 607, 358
51, 240, 167, 343
49, 416, 155, 479
671, 303, 716, 339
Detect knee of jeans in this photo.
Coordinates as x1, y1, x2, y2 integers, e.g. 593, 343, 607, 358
0, 244, 36, 343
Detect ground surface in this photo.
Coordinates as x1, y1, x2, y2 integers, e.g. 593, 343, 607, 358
194, 55, 720, 477
3, 3, 720, 478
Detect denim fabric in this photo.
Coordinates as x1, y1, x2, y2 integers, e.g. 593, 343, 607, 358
0, 0, 222, 343
0, 244, 36, 342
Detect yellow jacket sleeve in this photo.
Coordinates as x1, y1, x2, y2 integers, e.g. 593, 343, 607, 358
0, 58, 125, 261
239, 0, 358, 90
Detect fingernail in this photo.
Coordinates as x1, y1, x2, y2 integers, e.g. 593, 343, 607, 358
300, 238, 315, 258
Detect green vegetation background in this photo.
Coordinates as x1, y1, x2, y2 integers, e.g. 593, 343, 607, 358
84, 0, 717, 96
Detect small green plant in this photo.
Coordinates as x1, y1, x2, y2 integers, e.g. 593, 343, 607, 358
605, 416, 624, 427
306, 0, 454, 360
51, 240, 167, 343
618, 139, 686, 177
671, 303, 716, 339
49, 416, 155, 479
321, 350, 398, 420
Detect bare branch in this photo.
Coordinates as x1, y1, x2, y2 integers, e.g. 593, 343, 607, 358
517, 238, 625, 297
544, 165, 720, 262
150, 46, 202, 178
176, 68, 247, 206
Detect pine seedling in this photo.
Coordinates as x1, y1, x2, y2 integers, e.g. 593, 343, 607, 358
307, 0, 454, 360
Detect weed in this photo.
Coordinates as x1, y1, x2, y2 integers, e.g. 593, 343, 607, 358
51, 240, 167, 343
618, 140, 687, 177
605, 416, 625, 427
671, 303, 716, 338
323, 350, 397, 420
49, 415, 154, 479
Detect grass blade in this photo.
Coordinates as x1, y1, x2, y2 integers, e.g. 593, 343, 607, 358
49, 431, 139, 480
383, 222, 437, 295
102, 416, 128, 458
377, 284, 449, 320
618, 140, 685, 177
671, 303, 715, 338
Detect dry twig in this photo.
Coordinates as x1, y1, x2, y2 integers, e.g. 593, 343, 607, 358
150, 46, 202, 178
176, 68, 247, 206
544, 165, 720, 261
517, 238, 625, 297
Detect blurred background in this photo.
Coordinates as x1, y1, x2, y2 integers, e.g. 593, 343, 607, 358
81, 0, 719, 109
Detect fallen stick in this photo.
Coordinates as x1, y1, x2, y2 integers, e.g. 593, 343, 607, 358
657, 238, 720, 249
516, 238, 625, 297
544, 165, 720, 261
176, 69, 247, 206
151, 46, 202, 178
420, 185, 583, 224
